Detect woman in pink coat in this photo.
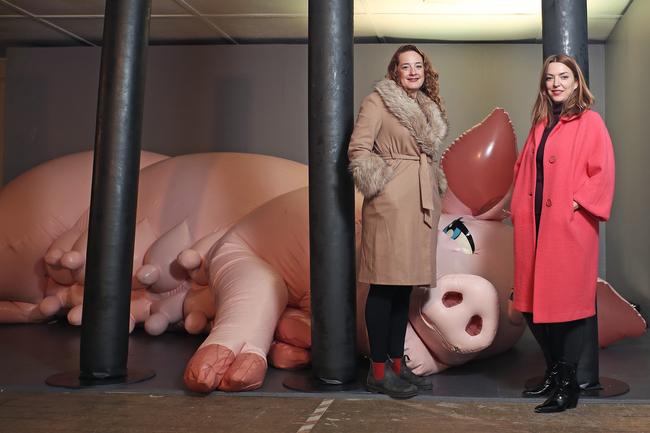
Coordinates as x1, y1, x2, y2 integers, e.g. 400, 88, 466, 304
511, 54, 615, 413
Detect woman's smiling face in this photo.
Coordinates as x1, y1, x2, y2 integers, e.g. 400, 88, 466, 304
545, 61, 578, 104
398, 50, 425, 97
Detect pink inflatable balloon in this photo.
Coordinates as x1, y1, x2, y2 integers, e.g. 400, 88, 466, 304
442, 108, 517, 216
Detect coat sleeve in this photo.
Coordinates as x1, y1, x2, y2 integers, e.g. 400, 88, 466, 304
573, 113, 616, 221
348, 94, 393, 198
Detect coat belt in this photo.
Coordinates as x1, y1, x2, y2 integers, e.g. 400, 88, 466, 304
381, 153, 435, 228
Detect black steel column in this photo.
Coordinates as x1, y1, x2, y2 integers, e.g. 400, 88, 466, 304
542, 0, 589, 82
307, 0, 356, 384
542, 0, 599, 389
79, 0, 152, 381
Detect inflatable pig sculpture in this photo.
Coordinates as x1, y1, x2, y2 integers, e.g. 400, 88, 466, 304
0, 110, 645, 393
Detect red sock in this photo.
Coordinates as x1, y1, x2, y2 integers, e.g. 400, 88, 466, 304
391, 357, 402, 374
372, 362, 385, 380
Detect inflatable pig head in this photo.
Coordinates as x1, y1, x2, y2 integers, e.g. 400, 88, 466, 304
406, 108, 526, 375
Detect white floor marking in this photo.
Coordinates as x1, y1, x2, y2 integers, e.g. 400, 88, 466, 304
296, 399, 334, 432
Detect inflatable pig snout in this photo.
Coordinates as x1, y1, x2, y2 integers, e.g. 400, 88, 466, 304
410, 274, 499, 366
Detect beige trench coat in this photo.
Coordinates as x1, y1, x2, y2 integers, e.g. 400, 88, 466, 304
348, 80, 448, 286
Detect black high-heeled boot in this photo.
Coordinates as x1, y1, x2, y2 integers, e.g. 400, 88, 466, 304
534, 362, 580, 413
522, 363, 559, 397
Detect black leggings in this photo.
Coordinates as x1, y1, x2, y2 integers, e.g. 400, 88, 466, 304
365, 284, 413, 362
523, 312, 587, 368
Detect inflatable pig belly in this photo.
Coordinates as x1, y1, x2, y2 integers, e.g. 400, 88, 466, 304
133, 152, 309, 250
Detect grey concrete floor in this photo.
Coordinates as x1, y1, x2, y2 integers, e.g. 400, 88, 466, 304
1, 392, 649, 433
1, 320, 648, 400
0, 321, 649, 432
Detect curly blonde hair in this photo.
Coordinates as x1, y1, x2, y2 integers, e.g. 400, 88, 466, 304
386, 44, 446, 118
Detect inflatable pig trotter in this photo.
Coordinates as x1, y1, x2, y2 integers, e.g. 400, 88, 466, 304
0, 109, 645, 392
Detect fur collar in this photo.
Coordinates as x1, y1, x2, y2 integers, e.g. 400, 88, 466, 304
374, 79, 448, 162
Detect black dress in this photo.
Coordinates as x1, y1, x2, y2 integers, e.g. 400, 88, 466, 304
534, 103, 562, 237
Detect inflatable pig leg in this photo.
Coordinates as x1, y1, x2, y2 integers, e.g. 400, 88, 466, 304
184, 236, 288, 392
269, 307, 312, 369
184, 187, 313, 391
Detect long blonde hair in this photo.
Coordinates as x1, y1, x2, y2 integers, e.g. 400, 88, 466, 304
386, 44, 446, 118
531, 54, 594, 125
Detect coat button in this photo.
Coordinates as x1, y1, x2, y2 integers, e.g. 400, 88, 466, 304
546, 198, 552, 207
549, 155, 556, 164
528, 192, 533, 196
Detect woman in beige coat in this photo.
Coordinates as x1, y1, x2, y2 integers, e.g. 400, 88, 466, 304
348, 45, 448, 398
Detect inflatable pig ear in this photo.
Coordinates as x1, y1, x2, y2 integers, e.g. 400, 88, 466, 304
442, 108, 517, 220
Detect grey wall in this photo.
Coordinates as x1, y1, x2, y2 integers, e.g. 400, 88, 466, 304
4, 45, 309, 182
4, 43, 605, 183
605, 0, 650, 307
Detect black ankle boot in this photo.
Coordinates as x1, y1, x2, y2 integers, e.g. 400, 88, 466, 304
534, 362, 580, 413
396, 356, 433, 391
366, 362, 418, 399
522, 363, 559, 397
